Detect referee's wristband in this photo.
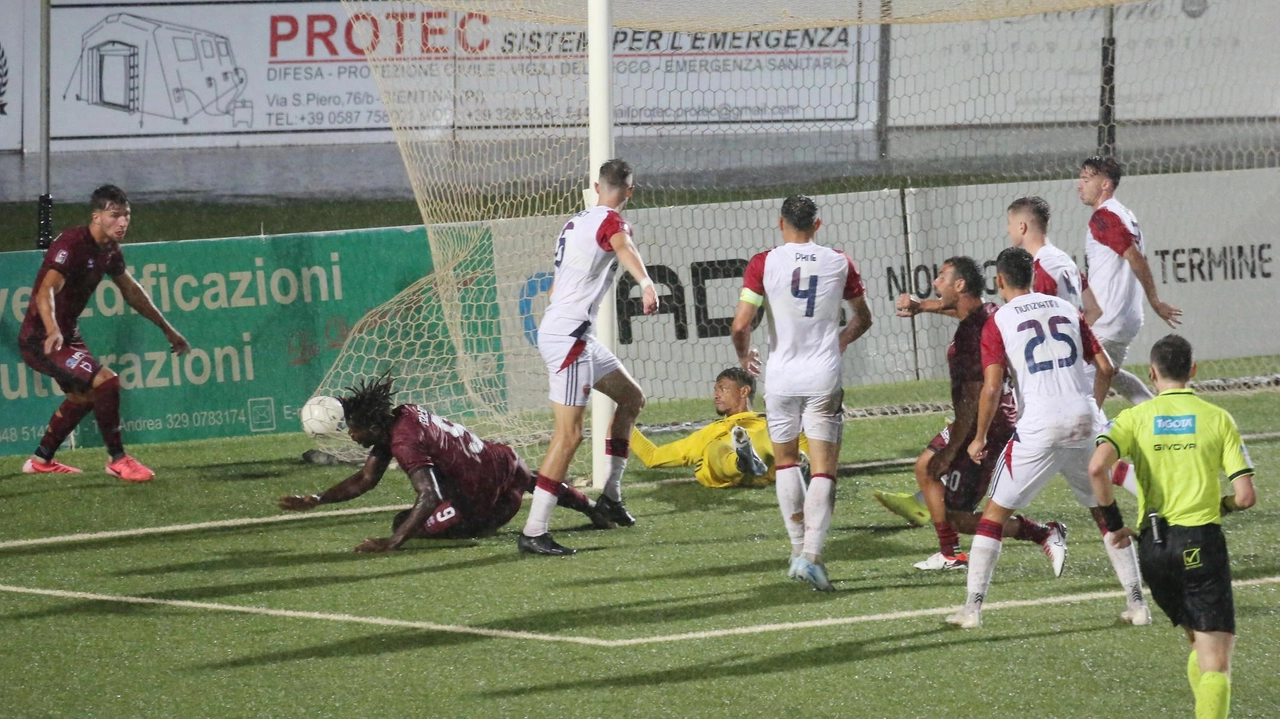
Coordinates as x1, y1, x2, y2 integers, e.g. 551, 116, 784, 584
638, 278, 655, 291
1100, 501, 1125, 533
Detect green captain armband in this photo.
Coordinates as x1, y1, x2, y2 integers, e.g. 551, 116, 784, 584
739, 288, 764, 307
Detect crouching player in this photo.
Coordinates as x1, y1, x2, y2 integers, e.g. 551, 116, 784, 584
279, 377, 609, 552
896, 257, 1067, 573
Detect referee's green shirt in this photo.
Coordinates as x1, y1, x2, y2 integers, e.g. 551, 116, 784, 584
1098, 388, 1253, 529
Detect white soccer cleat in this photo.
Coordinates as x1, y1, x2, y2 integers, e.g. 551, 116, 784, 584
731, 426, 769, 478
1039, 521, 1068, 578
946, 603, 982, 629
1121, 600, 1153, 626
913, 551, 969, 571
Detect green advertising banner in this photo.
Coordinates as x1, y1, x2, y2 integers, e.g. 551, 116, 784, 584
0, 226, 433, 455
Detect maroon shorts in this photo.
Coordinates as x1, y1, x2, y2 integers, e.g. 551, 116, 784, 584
20, 338, 102, 393
926, 424, 1012, 514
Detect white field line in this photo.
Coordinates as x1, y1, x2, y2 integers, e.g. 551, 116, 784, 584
0, 504, 411, 550
1, 576, 1277, 648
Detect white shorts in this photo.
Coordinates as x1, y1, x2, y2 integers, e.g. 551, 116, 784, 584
539, 332, 623, 407
987, 437, 1097, 510
764, 391, 844, 444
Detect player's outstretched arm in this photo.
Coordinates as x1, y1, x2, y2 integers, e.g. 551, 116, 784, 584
611, 233, 659, 315
113, 272, 191, 354
280, 451, 390, 511
839, 296, 873, 353
355, 466, 444, 553
895, 294, 958, 319
1122, 246, 1182, 328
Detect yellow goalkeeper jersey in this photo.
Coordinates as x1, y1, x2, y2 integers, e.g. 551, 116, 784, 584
630, 411, 808, 488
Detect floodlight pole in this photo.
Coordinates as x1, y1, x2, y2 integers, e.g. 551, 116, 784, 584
587, 0, 615, 489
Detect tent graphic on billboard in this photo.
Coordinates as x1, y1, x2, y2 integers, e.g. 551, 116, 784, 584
65, 13, 252, 127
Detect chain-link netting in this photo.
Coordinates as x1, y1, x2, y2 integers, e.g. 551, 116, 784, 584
312, 0, 1280, 463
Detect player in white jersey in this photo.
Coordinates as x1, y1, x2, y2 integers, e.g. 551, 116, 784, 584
947, 247, 1150, 629
1079, 156, 1182, 404
730, 195, 873, 590
1009, 194, 1141, 498
518, 159, 660, 556
1006, 196, 1100, 315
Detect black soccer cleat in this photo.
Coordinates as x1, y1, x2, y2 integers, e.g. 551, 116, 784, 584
585, 502, 617, 530
517, 532, 577, 556
595, 495, 636, 527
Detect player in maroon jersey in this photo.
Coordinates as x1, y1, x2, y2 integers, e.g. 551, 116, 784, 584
18, 185, 190, 481
895, 257, 1067, 574
278, 376, 612, 552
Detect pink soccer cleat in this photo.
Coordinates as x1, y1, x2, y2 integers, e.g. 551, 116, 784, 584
22, 457, 83, 474
105, 455, 155, 482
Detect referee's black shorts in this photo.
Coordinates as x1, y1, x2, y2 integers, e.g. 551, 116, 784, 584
1137, 522, 1234, 634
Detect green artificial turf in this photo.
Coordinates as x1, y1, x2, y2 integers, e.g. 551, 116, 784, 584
1, 396, 1278, 718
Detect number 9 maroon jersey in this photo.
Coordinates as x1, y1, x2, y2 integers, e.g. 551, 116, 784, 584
387, 405, 524, 527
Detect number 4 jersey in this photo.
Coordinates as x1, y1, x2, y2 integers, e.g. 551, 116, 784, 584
981, 292, 1104, 448
741, 241, 865, 395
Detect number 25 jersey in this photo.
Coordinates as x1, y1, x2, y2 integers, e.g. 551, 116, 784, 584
741, 242, 865, 396
980, 292, 1103, 448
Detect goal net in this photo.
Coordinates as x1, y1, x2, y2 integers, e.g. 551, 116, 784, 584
313, 0, 1280, 466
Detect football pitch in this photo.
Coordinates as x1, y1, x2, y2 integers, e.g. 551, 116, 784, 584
1, 394, 1278, 718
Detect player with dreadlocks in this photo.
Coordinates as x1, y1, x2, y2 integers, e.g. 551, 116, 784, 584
279, 376, 612, 552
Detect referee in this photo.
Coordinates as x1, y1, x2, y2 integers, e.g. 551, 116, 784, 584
1089, 334, 1256, 719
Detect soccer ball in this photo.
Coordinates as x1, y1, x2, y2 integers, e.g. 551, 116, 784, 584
300, 395, 346, 438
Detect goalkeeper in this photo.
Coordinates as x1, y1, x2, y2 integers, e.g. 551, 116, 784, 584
630, 368, 808, 488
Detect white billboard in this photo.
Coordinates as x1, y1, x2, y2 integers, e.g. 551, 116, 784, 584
891, 0, 1280, 126
46, 0, 875, 149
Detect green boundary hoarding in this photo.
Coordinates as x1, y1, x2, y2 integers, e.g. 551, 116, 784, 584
0, 226, 433, 455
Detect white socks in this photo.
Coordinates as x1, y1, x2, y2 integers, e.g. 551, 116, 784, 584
803, 475, 836, 562
776, 465, 807, 556
602, 454, 626, 502
966, 534, 1003, 606
1112, 369, 1156, 404
522, 487, 559, 537
1104, 532, 1145, 602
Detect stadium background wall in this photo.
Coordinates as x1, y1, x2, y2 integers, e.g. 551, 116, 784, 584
496, 168, 1280, 413
0, 226, 433, 455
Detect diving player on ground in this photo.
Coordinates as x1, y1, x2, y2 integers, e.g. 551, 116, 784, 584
279, 377, 609, 552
